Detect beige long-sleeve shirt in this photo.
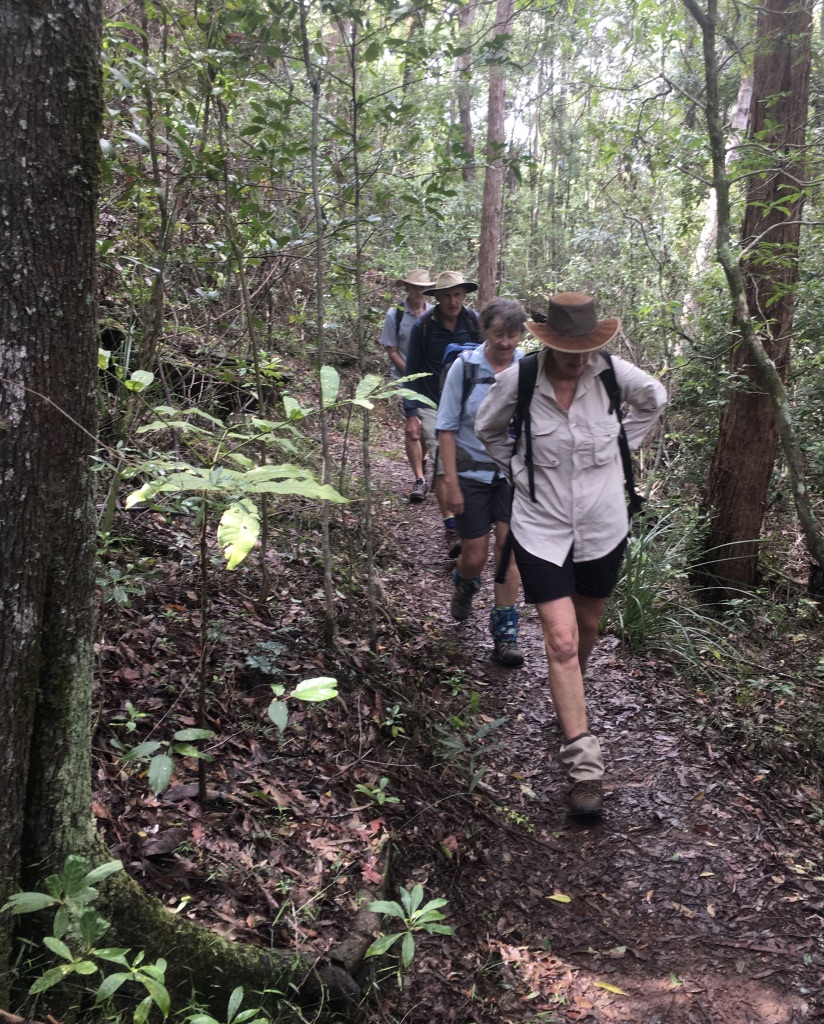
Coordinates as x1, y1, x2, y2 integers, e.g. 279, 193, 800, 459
475, 349, 667, 564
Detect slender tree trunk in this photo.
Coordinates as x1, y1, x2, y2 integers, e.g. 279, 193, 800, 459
684, 0, 824, 596
456, 0, 477, 182
299, 0, 337, 643
477, 0, 516, 307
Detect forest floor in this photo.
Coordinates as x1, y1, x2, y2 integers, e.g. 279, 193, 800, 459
92, 408, 824, 1024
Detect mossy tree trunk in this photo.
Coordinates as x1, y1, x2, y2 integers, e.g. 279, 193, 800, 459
0, 0, 103, 1002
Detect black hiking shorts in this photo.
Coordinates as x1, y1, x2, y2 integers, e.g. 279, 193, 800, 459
456, 475, 512, 539
512, 533, 627, 603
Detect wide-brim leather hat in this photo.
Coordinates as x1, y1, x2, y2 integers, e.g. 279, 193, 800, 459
395, 268, 435, 288
525, 292, 620, 353
423, 270, 478, 295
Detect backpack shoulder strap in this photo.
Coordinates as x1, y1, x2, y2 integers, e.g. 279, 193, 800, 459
597, 351, 645, 518
514, 353, 540, 502
458, 349, 495, 412
419, 308, 433, 350
394, 305, 404, 340
466, 308, 481, 344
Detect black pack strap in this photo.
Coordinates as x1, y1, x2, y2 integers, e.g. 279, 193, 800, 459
460, 356, 495, 412
394, 304, 404, 341
515, 353, 540, 503
455, 446, 498, 474
597, 351, 645, 519
495, 354, 539, 585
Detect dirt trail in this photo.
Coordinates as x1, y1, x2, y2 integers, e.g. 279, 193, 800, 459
380, 443, 822, 1023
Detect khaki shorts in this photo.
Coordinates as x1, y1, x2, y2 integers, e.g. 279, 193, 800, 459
414, 405, 444, 474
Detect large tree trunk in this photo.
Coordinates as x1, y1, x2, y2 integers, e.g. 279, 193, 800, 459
702, 0, 812, 595
0, 2, 361, 1013
0, 0, 103, 998
477, 0, 516, 307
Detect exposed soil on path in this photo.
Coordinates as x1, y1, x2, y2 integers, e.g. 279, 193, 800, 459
93, 412, 824, 1024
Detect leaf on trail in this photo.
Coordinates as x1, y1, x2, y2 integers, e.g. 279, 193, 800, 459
700, 871, 715, 877
706, 903, 716, 917
670, 901, 695, 919
594, 981, 628, 995
547, 893, 571, 903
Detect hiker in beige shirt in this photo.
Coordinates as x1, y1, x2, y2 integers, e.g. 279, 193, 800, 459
476, 292, 667, 817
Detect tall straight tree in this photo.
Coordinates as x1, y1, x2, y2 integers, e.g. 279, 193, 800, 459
701, 0, 813, 594
0, 0, 103, 996
456, 0, 478, 181
477, 0, 516, 307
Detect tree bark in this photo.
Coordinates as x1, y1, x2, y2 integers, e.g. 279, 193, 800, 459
684, 0, 824, 597
456, 0, 478, 182
477, 0, 516, 308
0, 0, 103, 999
702, 0, 812, 595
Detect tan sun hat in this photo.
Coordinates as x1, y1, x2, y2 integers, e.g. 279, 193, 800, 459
423, 270, 478, 295
525, 292, 621, 353
395, 268, 435, 288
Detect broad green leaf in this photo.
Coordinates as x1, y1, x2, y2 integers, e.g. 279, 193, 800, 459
43, 936, 73, 961
62, 856, 87, 896
1, 891, 59, 914
251, 479, 346, 503
96, 971, 131, 1001
291, 676, 338, 702
148, 754, 174, 794
83, 861, 124, 886
355, 374, 382, 400
218, 501, 260, 570
320, 364, 340, 407
227, 985, 244, 1023
282, 395, 306, 420
99, 348, 112, 369
548, 893, 571, 903
125, 370, 155, 392
30, 966, 69, 994
268, 700, 288, 732
123, 130, 149, 148
143, 976, 171, 1015
172, 728, 214, 742
94, 948, 131, 965
364, 932, 402, 958
401, 930, 415, 968
366, 900, 404, 918
122, 740, 162, 760
171, 743, 213, 760
74, 960, 98, 976
350, 398, 374, 410
134, 995, 154, 1024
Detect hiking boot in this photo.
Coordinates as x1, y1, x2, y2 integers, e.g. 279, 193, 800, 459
568, 779, 604, 817
493, 637, 524, 667
450, 570, 480, 621
409, 477, 428, 504
489, 606, 523, 667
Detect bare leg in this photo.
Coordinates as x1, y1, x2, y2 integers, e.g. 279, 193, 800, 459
404, 430, 424, 480
535, 596, 588, 740
457, 534, 488, 580
433, 474, 453, 520
572, 593, 608, 675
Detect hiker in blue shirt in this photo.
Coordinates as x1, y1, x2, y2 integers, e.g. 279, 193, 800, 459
436, 297, 526, 666
404, 271, 482, 552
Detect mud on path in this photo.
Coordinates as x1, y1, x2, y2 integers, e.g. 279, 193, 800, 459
376, 438, 824, 1023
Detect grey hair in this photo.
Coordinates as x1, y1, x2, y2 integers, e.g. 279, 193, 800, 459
479, 297, 527, 334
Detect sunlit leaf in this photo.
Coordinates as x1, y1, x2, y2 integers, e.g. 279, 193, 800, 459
218, 501, 260, 570
320, 364, 340, 408
291, 676, 338, 702
268, 700, 288, 732
594, 981, 628, 995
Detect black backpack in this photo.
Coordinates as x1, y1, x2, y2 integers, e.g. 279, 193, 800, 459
511, 349, 645, 516
418, 307, 483, 397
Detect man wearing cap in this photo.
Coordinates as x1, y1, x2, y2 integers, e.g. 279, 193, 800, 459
378, 269, 435, 503
404, 271, 482, 549
476, 292, 667, 817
